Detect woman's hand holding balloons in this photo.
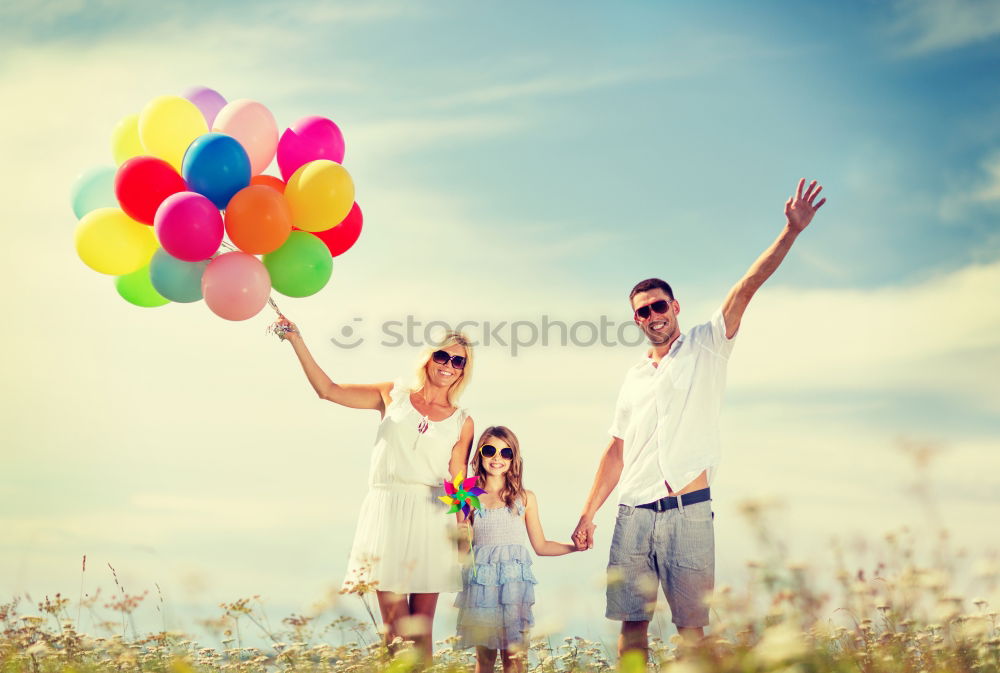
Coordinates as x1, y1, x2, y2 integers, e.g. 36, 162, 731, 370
273, 316, 300, 343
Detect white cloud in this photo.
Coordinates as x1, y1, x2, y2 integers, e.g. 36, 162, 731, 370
889, 0, 1000, 56
0, 0, 414, 40
728, 259, 1000, 410
428, 68, 665, 109
348, 115, 527, 163
423, 31, 791, 112
939, 150, 1000, 220
279, 1, 418, 25
972, 152, 1000, 202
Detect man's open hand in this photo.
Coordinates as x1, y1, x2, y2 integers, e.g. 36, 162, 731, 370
785, 178, 826, 234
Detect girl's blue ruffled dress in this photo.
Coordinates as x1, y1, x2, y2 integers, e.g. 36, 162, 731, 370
455, 498, 537, 650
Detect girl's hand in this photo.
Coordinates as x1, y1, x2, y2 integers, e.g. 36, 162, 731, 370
456, 520, 472, 554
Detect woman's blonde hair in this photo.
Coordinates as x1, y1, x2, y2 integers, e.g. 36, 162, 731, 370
470, 426, 526, 510
410, 331, 474, 407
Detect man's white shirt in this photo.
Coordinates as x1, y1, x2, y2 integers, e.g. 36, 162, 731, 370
609, 308, 736, 506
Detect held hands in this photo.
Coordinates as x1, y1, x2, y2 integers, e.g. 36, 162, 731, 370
785, 178, 826, 234
572, 516, 596, 551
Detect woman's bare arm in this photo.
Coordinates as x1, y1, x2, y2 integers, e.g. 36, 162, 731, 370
449, 415, 475, 478
279, 317, 391, 413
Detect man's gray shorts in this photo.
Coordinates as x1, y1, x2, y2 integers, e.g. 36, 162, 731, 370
605, 498, 714, 627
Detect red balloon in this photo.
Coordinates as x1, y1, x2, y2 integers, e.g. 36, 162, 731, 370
115, 156, 187, 224
305, 202, 363, 257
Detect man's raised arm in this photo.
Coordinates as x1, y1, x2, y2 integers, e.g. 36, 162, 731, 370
721, 178, 827, 338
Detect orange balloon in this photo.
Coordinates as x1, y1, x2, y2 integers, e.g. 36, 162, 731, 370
250, 174, 286, 193
224, 185, 292, 254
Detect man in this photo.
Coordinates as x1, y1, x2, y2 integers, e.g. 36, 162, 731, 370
572, 178, 827, 657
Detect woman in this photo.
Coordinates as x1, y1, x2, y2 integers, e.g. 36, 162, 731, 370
276, 317, 474, 660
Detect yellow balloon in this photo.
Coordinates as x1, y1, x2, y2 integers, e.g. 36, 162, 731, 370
111, 113, 144, 165
285, 160, 355, 232
75, 208, 158, 275
138, 95, 208, 172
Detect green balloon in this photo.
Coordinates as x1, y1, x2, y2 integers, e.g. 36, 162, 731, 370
115, 263, 170, 307
263, 230, 333, 298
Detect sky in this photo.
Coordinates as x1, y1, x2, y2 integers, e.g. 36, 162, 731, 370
1, 0, 999, 650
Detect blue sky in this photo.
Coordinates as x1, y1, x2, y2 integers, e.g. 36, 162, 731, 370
1, 0, 999, 648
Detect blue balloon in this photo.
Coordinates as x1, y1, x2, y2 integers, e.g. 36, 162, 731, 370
181, 133, 251, 209
70, 165, 118, 218
149, 248, 209, 303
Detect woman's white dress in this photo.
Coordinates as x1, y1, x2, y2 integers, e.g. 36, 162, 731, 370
342, 379, 467, 594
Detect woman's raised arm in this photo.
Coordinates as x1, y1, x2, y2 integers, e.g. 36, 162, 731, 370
278, 317, 391, 413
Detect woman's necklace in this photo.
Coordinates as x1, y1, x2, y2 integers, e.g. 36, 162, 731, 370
414, 393, 446, 435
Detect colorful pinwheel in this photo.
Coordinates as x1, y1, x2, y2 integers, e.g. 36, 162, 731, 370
439, 471, 486, 519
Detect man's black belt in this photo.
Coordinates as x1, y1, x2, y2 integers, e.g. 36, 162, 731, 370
636, 488, 711, 512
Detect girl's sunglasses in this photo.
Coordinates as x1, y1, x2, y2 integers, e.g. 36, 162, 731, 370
634, 299, 672, 320
431, 350, 466, 369
480, 444, 514, 460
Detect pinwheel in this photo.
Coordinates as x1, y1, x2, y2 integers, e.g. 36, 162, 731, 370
439, 471, 485, 519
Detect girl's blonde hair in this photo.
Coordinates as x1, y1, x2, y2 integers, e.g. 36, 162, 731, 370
411, 331, 474, 407
470, 426, 526, 510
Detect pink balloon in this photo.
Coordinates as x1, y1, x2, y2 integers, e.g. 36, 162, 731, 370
277, 116, 345, 181
154, 192, 224, 262
213, 99, 278, 175
202, 252, 271, 321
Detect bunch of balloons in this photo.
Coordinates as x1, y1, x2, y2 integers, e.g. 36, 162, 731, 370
71, 86, 363, 320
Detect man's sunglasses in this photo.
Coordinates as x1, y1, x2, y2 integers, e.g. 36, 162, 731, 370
431, 350, 466, 369
634, 299, 672, 320
480, 444, 514, 460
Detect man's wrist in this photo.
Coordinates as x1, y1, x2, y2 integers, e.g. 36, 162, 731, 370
782, 223, 802, 238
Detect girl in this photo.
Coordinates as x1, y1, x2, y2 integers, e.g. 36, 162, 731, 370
276, 318, 475, 661
455, 426, 577, 673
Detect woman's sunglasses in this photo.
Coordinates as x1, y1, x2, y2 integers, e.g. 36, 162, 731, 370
480, 444, 514, 460
634, 299, 672, 320
431, 350, 466, 369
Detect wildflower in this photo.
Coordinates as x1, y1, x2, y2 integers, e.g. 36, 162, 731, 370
25, 642, 50, 656
755, 623, 808, 666
663, 661, 703, 673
